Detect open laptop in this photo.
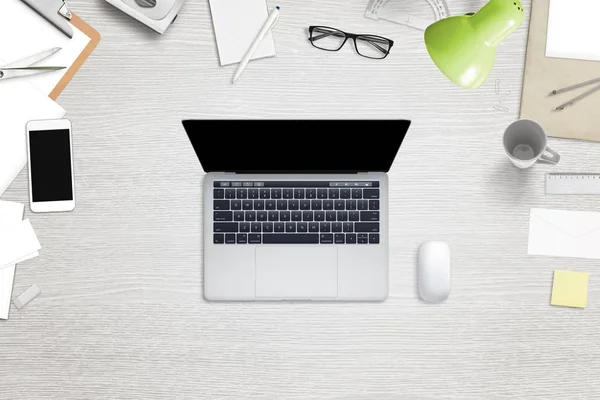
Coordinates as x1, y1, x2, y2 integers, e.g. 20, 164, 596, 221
182, 120, 411, 301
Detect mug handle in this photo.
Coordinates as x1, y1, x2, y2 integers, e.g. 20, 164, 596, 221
539, 146, 561, 164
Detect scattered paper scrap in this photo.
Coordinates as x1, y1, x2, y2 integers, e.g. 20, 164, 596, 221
13, 284, 40, 310
551, 270, 589, 309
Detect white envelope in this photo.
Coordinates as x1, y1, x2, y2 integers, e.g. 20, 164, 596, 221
529, 208, 600, 260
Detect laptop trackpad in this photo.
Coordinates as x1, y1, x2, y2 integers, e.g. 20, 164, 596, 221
255, 247, 338, 299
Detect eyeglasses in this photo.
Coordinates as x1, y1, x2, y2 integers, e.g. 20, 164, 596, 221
308, 26, 394, 59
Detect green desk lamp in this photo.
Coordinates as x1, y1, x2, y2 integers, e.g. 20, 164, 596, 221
424, 0, 524, 89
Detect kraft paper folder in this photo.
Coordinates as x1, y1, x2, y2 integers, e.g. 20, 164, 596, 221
50, 14, 101, 100
520, 0, 600, 142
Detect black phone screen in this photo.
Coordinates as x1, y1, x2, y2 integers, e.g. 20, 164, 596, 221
29, 129, 74, 202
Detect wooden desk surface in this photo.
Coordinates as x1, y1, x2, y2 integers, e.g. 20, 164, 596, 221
2, 0, 600, 398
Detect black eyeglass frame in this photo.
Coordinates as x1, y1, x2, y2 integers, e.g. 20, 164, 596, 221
308, 25, 394, 59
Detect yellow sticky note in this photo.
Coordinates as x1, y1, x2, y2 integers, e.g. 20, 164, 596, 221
551, 270, 589, 309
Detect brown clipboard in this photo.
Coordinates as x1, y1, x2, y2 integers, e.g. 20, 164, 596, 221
48, 14, 101, 101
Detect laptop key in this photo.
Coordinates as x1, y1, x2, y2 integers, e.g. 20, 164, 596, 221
240, 222, 250, 232
358, 200, 368, 210
263, 234, 319, 244
337, 211, 348, 221
317, 189, 327, 199
340, 189, 351, 199
300, 200, 311, 210
335, 200, 345, 210
346, 233, 357, 244
302, 211, 313, 221
346, 200, 357, 210
306, 188, 316, 199
369, 200, 380, 210
280, 211, 291, 221
311, 200, 322, 210
277, 200, 287, 210
309, 222, 319, 232
283, 188, 294, 199
323, 200, 334, 210
349, 211, 360, 221
268, 211, 279, 221
294, 188, 305, 199
236, 188, 247, 199
266, 200, 276, 210
335, 233, 345, 244
214, 223, 238, 232
214, 189, 225, 199
254, 200, 265, 210
248, 234, 261, 244
234, 211, 244, 221
320, 222, 331, 233
245, 211, 256, 221
361, 211, 379, 221
214, 200, 229, 210
326, 211, 336, 221
260, 189, 270, 199
351, 188, 362, 199
274, 222, 284, 232
251, 222, 261, 232
257, 211, 267, 221
291, 211, 302, 221
288, 200, 299, 210
355, 223, 379, 233
242, 200, 253, 210
343, 222, 353, 232
225, 189, 235, 199
225, 234, 236, 244
214, 211, 232, 221
231, 200, 242, 210
329, 188, 339, 199
363, 189, 379, 199
237, 233, 248, 244
272, 189, 282, 199
214, 234, 224, 244
320, 234, 334, 244
314, 211, 325, 221
332, 222, 342, 233
358, 234, 368, 244
263, 222, 273, 233
297, 222, 308, 233
286, 222, 296, 233
248, 188, 258, 199
369, 234, 380, 244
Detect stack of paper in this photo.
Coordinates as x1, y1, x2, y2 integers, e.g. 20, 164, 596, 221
0, 201, 41, 320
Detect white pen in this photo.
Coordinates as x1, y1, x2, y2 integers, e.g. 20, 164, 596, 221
232, 6, 280, 84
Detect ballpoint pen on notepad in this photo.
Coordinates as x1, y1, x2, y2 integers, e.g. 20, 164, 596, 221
549, 77, 600, 111
232, 6, 280, 84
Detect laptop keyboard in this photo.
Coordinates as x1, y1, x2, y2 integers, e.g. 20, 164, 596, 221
212, 181, 381, 245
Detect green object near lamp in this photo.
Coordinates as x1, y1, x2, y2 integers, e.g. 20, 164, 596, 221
424, 0, 525, 89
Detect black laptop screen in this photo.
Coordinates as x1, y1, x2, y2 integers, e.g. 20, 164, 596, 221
182, 120, 411, 173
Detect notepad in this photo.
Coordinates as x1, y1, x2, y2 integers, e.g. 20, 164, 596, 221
546, 0, 600, 62
551, 270, 589, 309
208, 0, 276, 66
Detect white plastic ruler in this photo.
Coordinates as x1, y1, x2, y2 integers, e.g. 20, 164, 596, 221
546, 173, 600, 194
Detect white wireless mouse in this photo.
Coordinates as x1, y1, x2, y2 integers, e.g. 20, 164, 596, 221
418, 241, 451, 303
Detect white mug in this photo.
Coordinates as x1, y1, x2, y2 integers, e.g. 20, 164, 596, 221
503, 119, 560, 169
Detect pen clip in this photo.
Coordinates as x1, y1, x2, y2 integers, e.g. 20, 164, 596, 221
59, 1, 72, 20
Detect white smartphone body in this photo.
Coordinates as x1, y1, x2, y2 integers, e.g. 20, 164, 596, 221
26, 119, 76, 213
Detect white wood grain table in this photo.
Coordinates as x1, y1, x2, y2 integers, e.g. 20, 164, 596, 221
2, 0, 600, 398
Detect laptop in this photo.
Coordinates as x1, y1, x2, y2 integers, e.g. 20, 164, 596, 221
182, 120, 411, 301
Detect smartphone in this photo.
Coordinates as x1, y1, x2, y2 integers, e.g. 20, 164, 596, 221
26, 119, 75, 213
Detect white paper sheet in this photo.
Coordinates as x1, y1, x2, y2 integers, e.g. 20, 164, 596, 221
0, 219, 41, 271
528, 208, 600, 260
546, 0, 600, 62
0, 201, 24, 320
0, 0, 91, 96
208, 0, 276, 66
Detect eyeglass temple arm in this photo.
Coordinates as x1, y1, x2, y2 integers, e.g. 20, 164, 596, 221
361, 37, 389, 54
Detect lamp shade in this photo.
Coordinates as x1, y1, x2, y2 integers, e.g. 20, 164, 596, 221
424, 0, 524, 89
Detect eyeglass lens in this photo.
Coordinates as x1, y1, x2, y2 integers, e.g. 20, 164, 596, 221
310, 27, 347, 51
